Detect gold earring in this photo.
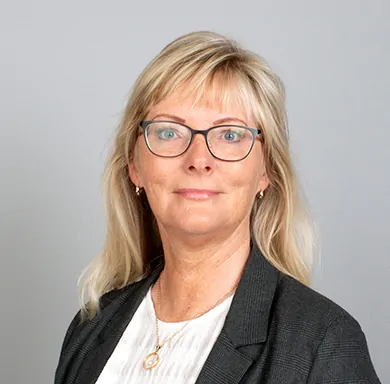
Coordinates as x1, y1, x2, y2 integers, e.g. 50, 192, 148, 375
135, 186, 141, 196
257, 190, 264, 199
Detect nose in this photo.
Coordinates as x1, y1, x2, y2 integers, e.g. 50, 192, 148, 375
183, 132, 214, 173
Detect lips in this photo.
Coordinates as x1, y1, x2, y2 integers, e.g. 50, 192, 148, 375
175, 189, 220, 199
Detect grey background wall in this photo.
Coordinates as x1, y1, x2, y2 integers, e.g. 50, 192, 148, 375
0, 0, 388, 382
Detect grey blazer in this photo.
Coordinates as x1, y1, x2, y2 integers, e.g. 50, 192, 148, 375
55, 243, 381, 383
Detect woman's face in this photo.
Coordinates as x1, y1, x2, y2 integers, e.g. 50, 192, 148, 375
129, 92, 269, 240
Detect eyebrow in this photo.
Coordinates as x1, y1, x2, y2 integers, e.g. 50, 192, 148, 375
150, 113, 248, 126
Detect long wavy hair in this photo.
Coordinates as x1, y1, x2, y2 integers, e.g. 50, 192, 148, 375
79, 31, 316, 319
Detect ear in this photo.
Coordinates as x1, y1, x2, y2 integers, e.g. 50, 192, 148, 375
258, 170, 270, 194
128, 155, 142, 188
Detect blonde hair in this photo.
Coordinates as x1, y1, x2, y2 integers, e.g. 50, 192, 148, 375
79, 31, 316, 319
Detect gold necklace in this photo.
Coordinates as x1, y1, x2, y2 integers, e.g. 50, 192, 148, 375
142, 275, 238, 370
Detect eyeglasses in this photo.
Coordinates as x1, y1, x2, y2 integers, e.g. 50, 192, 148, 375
139, 120, 261, 162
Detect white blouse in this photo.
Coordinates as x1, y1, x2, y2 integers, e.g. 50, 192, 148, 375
95, 285, 234, 384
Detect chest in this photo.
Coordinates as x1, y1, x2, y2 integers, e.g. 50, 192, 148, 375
95, 289, 233, 384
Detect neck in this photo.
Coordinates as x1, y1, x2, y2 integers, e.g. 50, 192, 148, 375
152, 226, 251, 322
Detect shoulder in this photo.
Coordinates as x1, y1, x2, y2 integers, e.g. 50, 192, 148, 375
59, 267, 160, 348
270, 273, 374, 370
58, 278, 144, 354
273, 273, 362, 335
55, 278, 149, 383
276, 273, 355, 319
265, 274, 380, 381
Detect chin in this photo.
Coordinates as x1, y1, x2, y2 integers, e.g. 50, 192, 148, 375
176, 216, 221, 236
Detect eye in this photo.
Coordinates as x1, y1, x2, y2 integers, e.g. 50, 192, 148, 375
224, 131, 238, 141
220, 129, 244, 142
156, 127, 180, 140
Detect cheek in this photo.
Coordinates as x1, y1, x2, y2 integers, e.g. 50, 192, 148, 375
219, 159, 262, 190
138, 152, 177, 193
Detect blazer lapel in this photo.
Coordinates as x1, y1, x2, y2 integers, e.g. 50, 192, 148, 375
195, 330, 253, 384
195, 243, 280, 384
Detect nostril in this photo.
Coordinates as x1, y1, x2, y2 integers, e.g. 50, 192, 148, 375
188, 164, 211, 172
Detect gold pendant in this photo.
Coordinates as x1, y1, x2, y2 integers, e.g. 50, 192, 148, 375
143, 345, 161, 370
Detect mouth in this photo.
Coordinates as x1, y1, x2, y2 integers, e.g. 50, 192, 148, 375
174, 188, 221, 200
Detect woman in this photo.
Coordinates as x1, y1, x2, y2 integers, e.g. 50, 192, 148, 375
55, 31, 381, 383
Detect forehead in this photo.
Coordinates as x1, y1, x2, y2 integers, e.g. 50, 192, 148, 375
146, 84, 255, 126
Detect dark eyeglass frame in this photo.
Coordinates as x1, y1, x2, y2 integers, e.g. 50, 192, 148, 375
139, 120, 262, 162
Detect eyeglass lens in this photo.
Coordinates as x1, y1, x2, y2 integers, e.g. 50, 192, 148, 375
144, 121, 255, 161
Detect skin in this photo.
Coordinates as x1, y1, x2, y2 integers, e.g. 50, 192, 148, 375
129, 92, 269, 322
